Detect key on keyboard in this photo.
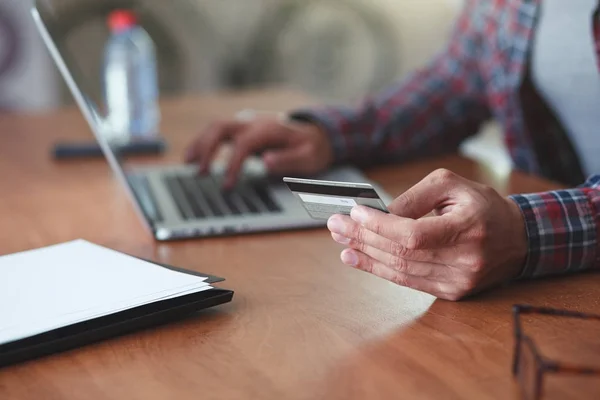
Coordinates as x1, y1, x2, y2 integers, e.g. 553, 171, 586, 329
164, 174, 281, 220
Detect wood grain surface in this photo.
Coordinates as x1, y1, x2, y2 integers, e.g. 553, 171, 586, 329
1, 89, 599, 400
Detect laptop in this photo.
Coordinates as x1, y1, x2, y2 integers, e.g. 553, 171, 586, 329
31, 0, 392, 241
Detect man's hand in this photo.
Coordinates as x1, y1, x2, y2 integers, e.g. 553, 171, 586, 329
326, 169, 528, 301
184, 112, 334, 188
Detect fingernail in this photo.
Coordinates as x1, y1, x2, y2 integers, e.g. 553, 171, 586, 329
331, 233, 350, 245
262, 152, 275, 167
350, 206, 368, 224
341, 249, 358, 266
327, 215, 346, 235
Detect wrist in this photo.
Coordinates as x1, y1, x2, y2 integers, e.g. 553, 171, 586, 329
505, 197, 528, 279
312, 123, 334, 167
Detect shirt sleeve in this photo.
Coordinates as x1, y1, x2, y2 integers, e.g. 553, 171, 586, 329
509, 175, 600, 279
288, 0, 492, 167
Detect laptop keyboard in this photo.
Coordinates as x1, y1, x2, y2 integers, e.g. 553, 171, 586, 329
164, 174, 282, 220
127, 174, 164, 223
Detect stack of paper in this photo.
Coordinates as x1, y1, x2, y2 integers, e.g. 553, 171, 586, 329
0, 240, 212, 346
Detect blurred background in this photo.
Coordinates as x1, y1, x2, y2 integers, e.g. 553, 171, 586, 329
0, 0, 509, 171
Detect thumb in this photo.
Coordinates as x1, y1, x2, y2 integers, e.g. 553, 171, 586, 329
388, 169, 459, 219
262, 145, 314, 175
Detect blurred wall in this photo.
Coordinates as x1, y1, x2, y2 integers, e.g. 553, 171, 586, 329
375, 0, 464, 77
0, 0, 59, 112
186, 0, 464, 102
2, 0, 465, 111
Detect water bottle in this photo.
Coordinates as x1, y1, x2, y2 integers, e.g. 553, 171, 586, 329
102, 9, 160, 141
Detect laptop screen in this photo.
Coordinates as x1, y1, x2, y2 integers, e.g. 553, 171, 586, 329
30, 0, 183, 234
31, 0, 163, 170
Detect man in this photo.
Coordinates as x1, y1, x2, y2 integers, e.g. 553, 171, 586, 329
185, 0, 600, 300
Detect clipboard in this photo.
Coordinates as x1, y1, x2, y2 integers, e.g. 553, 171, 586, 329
0, 259, 233, 369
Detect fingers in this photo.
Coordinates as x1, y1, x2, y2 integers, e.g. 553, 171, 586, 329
387, 168, 463, 218
223, 124, 288, 188
346, 206, 460, 250
331, 232, 451, 281
185, 121, 243, 173
339, 249, 453, 299
328, 218, 439, 264
186, 115, 328, 187
332, 232, 449, 280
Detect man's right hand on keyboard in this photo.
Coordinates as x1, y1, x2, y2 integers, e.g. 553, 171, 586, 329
184, 112, 334, 189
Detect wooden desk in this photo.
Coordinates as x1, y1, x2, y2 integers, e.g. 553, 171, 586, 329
1, 90, 599, 400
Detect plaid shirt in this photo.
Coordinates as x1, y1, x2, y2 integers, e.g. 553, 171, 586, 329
290, 0, 600, 280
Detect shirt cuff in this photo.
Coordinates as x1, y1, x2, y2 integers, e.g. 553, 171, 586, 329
508, 190, 599, 280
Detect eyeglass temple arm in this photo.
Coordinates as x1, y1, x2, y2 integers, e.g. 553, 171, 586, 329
513, 305, 600, 321
546, 362, 600, 375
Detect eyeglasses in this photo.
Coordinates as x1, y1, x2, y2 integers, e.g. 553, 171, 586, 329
512, 304, 600, 399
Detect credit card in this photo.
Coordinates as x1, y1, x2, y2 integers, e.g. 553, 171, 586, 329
283, 177, 389, 220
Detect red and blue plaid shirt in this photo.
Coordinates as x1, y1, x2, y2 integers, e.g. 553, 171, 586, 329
291, 0, 600, 280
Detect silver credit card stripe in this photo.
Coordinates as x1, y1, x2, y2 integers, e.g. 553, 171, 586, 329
298, 193, 358, 207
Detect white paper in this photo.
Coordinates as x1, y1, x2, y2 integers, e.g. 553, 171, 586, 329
0, 240, 212, 345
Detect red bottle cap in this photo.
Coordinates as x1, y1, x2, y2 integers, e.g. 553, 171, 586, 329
108, 10, 137, 32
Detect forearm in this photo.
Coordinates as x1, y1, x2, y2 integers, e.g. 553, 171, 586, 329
291, 66, 490, 166
509, 175, 600, 278
289, 0, 491, 166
